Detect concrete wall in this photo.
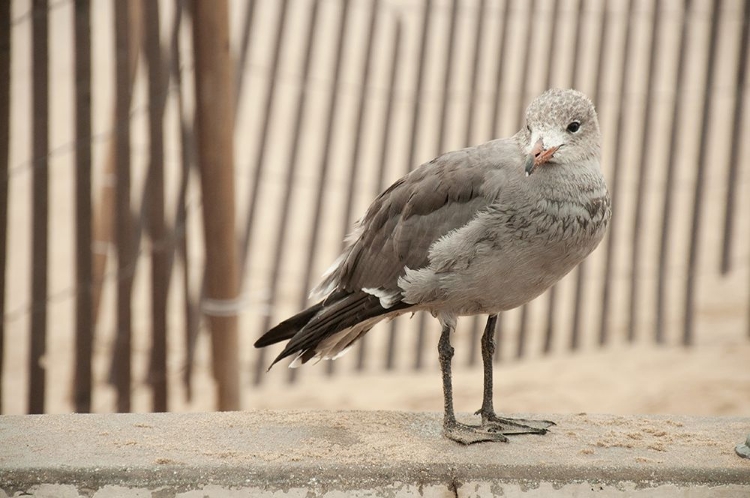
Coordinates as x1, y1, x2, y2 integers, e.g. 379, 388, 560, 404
1, 411, 749, 497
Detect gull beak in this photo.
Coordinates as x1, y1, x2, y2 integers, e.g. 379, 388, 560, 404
525, 138, 560, 176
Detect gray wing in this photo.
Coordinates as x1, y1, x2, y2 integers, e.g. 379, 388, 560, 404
315, 139, 520, 299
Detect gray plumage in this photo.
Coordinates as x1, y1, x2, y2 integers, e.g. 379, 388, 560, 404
256, 88, 610, 443
255, 88, 610, 370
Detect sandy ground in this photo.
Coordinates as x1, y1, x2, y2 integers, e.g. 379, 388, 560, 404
240, 339, 750, 416
6, 321, 748, 417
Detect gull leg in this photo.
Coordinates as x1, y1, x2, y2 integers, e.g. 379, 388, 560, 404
476, 314, 555, 435
439, 316, 508, 444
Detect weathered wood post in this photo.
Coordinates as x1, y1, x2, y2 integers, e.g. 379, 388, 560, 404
192, 0, 241, 411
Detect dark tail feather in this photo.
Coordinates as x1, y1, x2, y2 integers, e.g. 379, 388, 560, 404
262, 291, 411, 368
254, 290, 350, 348
253, 302, 324, 348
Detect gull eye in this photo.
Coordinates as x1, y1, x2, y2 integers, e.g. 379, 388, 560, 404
526, 124, 531, 133
567, 121, 581, 133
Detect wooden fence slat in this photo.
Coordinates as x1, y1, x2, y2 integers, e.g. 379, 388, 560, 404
239, 0, 290, 278
516, 305, 528, 359
234, 0, 257, 124
489, 0, 509, 140
193, 0, 241, 411
655, 0, 691, 345
627, 0, 662, 344
597, 0, 634, 348
719, 0, 749, 275
102, 2, 141, 413
729, 4, 750, 340
29, 0, 49, 415
279, 0, 325, 383
684, 0, 723, 346
113, 0, 134, 413
542, 0, 560, 91
166, 0, 199, 402
568, 264, 587, 348
463, 0, 487, 149
143, 0, 169, 412
73, 0, 93, 413
515, 0, 536, 127
0, 0, 10, 415
244, 0, 291, 383
91, 1, 141, 338
436, 0, 459, 154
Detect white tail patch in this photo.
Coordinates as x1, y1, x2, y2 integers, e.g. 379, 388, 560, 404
362, 287, 402, 309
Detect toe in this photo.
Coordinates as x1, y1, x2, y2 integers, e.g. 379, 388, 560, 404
481, 414, 555, 435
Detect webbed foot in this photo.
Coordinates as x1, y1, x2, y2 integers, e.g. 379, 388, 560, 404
444, 419, 509, 445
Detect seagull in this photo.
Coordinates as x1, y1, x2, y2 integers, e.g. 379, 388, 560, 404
254, 88, 611, 444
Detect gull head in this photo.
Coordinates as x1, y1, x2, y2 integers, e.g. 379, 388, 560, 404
518, 89, 601, 176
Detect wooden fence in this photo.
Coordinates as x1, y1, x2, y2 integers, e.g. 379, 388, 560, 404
1, 0, 748, 414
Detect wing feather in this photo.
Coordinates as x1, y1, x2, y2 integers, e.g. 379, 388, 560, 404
315, 140, 519, 297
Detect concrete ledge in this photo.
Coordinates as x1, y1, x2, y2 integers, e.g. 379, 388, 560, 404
1, 410, 748, 497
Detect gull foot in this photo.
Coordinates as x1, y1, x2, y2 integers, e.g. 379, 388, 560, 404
477, 410, 556, 435
444, 420, 510, 445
